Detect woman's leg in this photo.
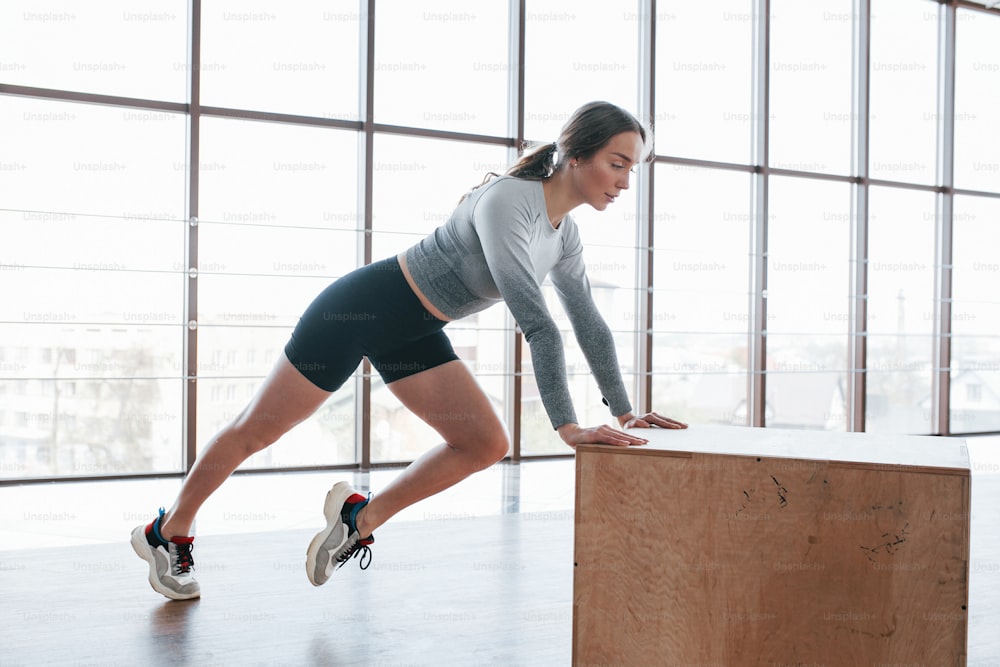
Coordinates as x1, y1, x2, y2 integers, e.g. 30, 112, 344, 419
353, 359, 510, 538
159, 354, 332, 539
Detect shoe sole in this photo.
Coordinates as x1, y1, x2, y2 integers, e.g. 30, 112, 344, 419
305, 481, 354, 586
130, 526, 201, 601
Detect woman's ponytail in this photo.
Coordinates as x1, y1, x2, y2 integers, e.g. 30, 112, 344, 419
506, 141, 559, 179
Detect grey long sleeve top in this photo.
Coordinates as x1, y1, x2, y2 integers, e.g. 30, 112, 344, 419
404, 175, 633, 429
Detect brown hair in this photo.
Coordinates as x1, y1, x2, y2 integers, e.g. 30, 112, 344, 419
462, 101, 652, 200
509, 101, 652, 179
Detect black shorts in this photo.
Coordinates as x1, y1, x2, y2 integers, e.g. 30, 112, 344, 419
283, 256, 458, 391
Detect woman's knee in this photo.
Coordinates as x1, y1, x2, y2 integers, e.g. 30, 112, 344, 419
461, 427, 510, 469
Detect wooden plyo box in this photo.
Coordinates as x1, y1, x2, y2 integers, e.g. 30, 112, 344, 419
573, 425, 971, 666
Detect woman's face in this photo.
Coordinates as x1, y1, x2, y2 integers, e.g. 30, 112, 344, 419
572, 130, 644, 211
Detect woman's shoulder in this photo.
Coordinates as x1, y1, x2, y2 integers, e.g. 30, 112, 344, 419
471, 175, 543, 213
476, 174, 538, 196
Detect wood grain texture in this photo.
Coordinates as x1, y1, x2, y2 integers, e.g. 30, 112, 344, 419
573, 438, 971, 666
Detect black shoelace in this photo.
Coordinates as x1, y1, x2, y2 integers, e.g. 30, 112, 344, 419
173, 542, 195, 575
336, 535, 372, 571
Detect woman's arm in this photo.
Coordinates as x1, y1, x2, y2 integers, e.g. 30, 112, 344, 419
550, 226, 687, 443
548, 223, 631, 415
472, 181, 580, 431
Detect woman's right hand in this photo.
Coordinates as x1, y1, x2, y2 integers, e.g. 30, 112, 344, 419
556, 423, 650, 449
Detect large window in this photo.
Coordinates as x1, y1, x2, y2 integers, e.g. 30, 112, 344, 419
952, 195, 1000, 433
650, 166, 751, 425
865, 187, 936, 433
869, 0, 939, 185
954, 9, 1000, 192
2, 0, 999, 482
374, 0, 510, 136
524, 2, 639, 140
0, 95, 186, 478
200, 0, 361, 120
655, 1, 755, 165
768, 0, 854, 176
766, 178, 851, 430
369, 134, 510, 463
196, 118, 361, 468
0, 0, 188, 101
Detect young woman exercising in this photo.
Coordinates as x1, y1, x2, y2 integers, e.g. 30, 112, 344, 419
131, 101, 687, 600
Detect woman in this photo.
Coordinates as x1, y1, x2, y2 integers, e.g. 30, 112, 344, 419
131, 101, 688, 601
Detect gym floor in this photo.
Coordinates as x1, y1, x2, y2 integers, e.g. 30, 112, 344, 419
2, 440, 998, 666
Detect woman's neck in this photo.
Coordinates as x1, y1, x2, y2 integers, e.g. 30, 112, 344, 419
541, 167, 581, 229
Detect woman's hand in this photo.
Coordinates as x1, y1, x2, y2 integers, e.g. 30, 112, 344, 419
557, 423, 652, 449
617, 412, 688, 430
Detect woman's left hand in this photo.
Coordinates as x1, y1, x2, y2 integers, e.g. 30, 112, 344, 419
618, 412, 688, 430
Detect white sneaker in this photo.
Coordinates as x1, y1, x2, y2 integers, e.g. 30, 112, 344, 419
130, 508, 201, 600
305, 481, 374, 586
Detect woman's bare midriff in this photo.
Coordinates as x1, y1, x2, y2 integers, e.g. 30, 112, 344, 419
397, 252, 452, 323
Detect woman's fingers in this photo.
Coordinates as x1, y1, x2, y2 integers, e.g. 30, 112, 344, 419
598, 425, 648, 446
570, 417, 689, 448
639, 412, 688, 429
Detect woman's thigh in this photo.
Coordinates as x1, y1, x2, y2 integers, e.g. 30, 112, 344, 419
385, 360, 509, 454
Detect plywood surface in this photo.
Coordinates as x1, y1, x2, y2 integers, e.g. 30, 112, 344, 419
573, 443, 971, 665
616, 423, 970, 471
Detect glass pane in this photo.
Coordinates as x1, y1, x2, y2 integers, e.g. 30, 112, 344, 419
198, 376, 358, 470
0, 93, 187, 479
520, 372, 559, 456
869, 0, 938, 185
769, 0, 853, 176
195, 273, 361, 470
0, 212, 182, 276
865, 187, 936, 433
0, 377, 182, 479
0, 315, 184, 479
0, 266, 186, 479
196, 118, 362, 467
374, 0, 509, 135
201, 0, 361, 120
0, 0, 188, 101
951, 195, 1000, 433
524, 0, 640, 140
955, 9, 1000, 193
655, 0, 754, 164
766, 176, 851, 429
368, 136, 513, 462
199, 117, 360, 232
0, 96, 187, 219
651, 165, 752, 425
369, 134, 511, 261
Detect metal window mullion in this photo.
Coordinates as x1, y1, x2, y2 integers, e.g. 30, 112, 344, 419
183, 0, 202, 472
636, 0, 655, 418
508, 0, 525, 460
0, 83, 188, 112
748, 0, 770, 427
358, 0, 376, 469
848, 0, 871, 433
933, 2, 957, 436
